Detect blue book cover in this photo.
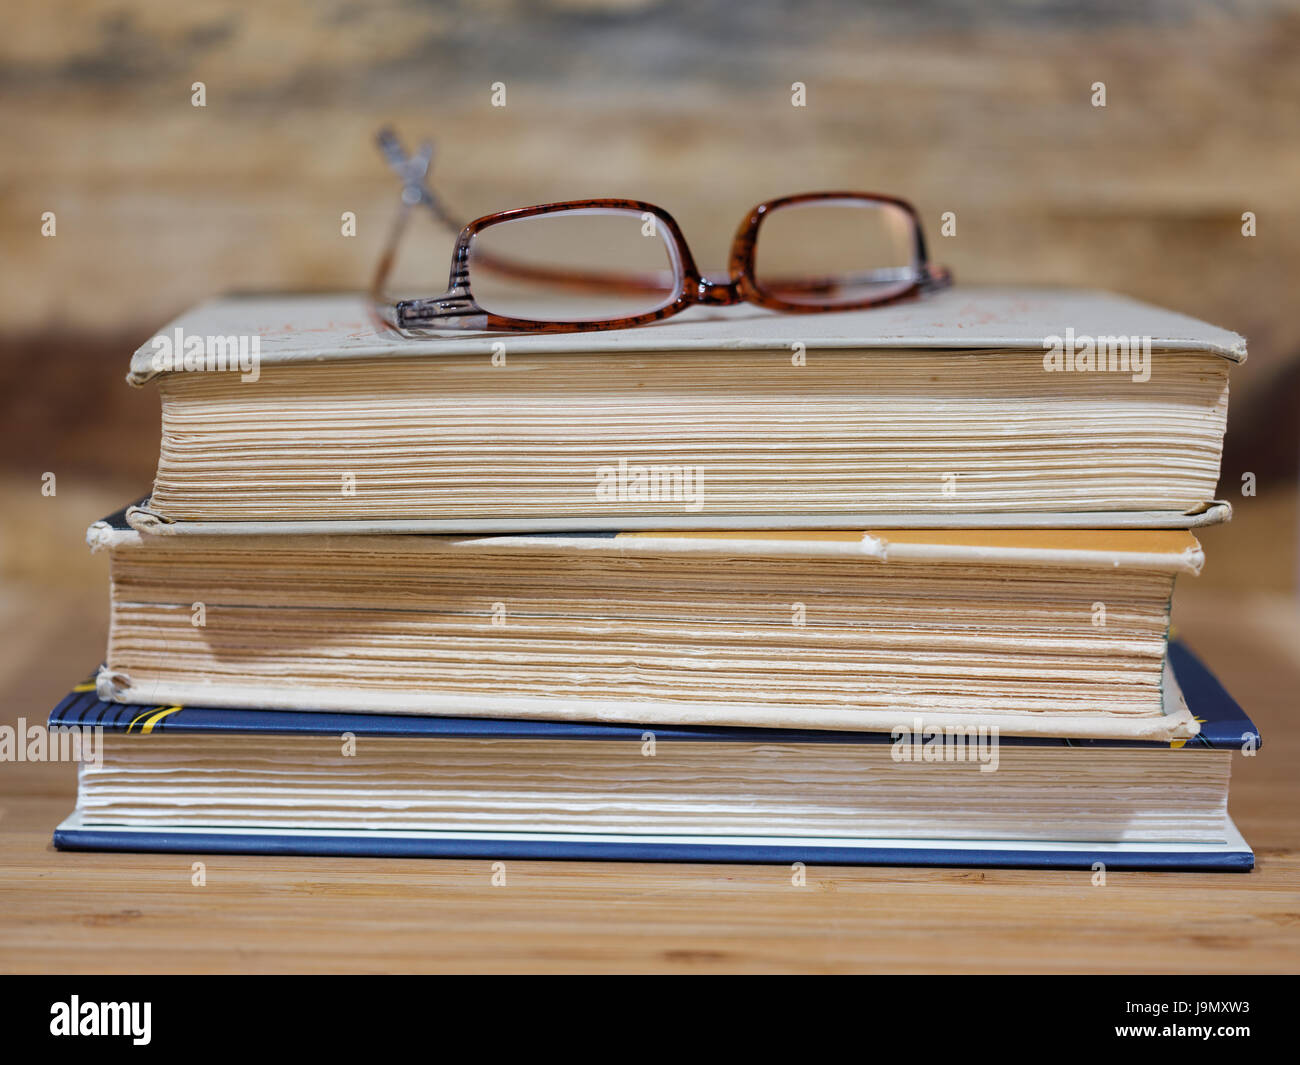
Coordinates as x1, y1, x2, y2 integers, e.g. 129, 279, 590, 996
49, 640, 1258, 870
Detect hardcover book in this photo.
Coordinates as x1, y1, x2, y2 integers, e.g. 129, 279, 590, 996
50, 642, 1258, 870
122, 287, 1243, 532
91, 509, 1206, 740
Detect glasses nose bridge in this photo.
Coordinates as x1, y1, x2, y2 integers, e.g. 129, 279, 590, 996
696, 274, 741, 306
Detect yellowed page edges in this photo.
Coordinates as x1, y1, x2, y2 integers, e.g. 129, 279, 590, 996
99, 676, 1199, 743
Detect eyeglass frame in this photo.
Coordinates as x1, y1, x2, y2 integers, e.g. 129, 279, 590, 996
370, 129, 953, 336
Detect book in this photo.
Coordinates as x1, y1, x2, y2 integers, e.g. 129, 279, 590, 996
49, 642, 1259, 870
91, 507, 1203, 740
123, 287, 1242, 533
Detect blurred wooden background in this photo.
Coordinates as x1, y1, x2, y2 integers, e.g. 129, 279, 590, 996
3, 1, 1298, 345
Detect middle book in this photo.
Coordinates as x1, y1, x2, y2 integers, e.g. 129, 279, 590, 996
90, 513, 1201, 742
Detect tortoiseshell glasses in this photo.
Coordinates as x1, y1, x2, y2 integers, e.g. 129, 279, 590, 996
371, 129, 952, 337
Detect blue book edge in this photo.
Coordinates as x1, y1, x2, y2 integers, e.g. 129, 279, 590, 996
51, 817, 1255, 872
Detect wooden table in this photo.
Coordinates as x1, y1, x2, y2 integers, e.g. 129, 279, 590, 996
1, 490, 1297, 973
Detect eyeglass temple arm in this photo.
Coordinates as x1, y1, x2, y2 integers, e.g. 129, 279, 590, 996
371, 129, 464, 308
756, 265, 952, 298
375, 128, 464, 233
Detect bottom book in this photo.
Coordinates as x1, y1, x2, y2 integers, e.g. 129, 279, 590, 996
49, 643, 1258, 871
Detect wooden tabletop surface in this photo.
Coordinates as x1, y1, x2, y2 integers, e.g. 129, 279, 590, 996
1, 488, 1297, 973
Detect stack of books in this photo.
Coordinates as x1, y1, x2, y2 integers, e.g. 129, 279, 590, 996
51, 287, 1259, 869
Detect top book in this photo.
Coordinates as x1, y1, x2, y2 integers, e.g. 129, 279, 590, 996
125, 287, 1244, 534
